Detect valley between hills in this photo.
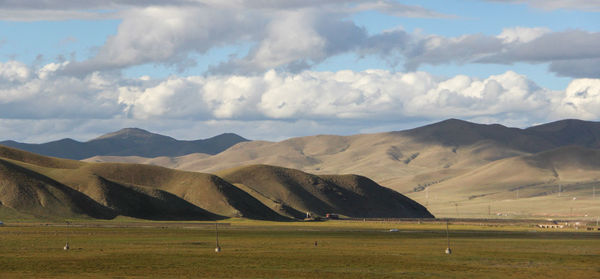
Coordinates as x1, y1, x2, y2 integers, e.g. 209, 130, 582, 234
3, 118, 600, 220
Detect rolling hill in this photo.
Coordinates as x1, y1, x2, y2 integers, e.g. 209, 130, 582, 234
0, 128, 248, 159
80, 119, 600, 219
217, 165, 430, 219
0, 145, 432, 220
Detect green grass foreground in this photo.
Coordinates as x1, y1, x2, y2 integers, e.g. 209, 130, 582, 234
0, 220, 598, 278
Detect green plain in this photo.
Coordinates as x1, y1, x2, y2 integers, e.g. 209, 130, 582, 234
0, 220, 598, 278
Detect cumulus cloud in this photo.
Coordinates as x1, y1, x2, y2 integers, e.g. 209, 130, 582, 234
69, 10, 599, 78
5, 61, 598, 123
32, 1, 448, 75
62, 6, 264, 74
3, 60, 600, 141
403, 28, 600, 78
208, 9, 369, 74
0, 61, 30, 82
1, 1, 597, 79
555, 78, 600, 119
0, 61, 125, 119
497, 27, 551, 44
4, 0, 590, 79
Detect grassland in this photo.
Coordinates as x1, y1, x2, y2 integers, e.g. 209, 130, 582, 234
0, 219, 598, 278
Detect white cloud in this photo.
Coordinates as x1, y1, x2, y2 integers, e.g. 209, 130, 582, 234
0, 61, 30, 83
403, 29, 600, 78
5, 1, 587, 79
63, 6, 264, 74
1, 1, 597, 79
4, 62, 599, 124
2, 62, 600, 142
116, 69, 585, 125
55, 2, 447, 75
497, 27, 551, 44
0, 62, 124, 119
555, 78, 600, 119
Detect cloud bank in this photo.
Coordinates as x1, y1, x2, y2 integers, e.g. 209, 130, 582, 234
2, 1, 590, 78
64, 9, 600, 78
2, 60, 599, 141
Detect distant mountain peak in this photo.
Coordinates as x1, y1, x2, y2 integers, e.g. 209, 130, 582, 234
91, 128, 171, 141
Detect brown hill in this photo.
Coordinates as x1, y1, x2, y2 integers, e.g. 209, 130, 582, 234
406, 146, 600, 218
217, 165, 432, 219
0, 145, 429, 220
0, 158, 112, 219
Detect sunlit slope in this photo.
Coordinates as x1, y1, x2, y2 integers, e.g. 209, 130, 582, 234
141, 130, 525, 187
217, 165, 433, 219
406, 146, 600, 218
83, 153, 210, 167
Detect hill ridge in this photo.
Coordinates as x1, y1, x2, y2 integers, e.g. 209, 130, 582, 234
0, 129, 249, 159
0, 145, 430, 220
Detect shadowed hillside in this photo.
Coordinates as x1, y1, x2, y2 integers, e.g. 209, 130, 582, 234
218, 165, 433, 219
0, 158, 113, 219
0, 128, 248, 159
0, 145, 430, 220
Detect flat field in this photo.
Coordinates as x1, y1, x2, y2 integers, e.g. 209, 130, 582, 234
0, 219, 598, 278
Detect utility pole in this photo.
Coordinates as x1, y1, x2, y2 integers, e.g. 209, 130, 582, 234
445, 220, 452, 255
558, 184, 562, 197
215, 223, 221, 253
64, 220, 70, 251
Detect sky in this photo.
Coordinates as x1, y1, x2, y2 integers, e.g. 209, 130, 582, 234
0, 0, 599, 142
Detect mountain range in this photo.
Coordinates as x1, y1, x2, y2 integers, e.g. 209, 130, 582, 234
0, 128, 248, 159
2, 118, 600, 219
0, 145, 431, 220
79, 119, 600, 219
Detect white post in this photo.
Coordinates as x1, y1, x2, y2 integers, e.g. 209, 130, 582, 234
445, 220, 451, 255
215, 223, 221, 253
558, 184, 561, 197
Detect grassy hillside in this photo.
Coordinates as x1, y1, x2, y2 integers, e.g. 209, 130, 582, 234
406, 146, 600, 218
218, 165, 433, 219
0, 145, 429, 221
